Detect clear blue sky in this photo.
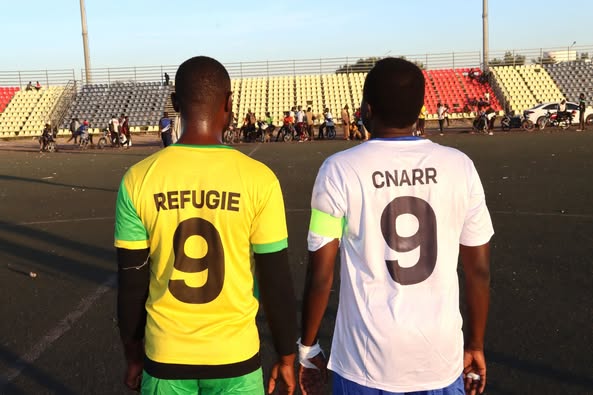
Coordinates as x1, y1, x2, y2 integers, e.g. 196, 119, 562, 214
1, 0, 591, 71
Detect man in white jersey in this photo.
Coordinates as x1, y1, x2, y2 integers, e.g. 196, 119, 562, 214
298, 58, 493, 395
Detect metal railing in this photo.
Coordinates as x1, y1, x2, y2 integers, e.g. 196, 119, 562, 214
0, 69, 75, 88
1, 44, 591, 88
47, 80, 77, 128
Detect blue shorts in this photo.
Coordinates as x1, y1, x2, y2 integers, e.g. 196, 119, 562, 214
333, 373, 464, 395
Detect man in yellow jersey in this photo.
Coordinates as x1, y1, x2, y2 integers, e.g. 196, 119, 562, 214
416, 104, 427, 136
114, 56, 297, 395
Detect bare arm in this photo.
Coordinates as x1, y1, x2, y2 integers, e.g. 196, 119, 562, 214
460, 242, 490, 394
300, 239, 339, 347
460, 242, 490, 349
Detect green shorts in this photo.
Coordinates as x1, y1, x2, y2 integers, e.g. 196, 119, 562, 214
141, 368, 264, 395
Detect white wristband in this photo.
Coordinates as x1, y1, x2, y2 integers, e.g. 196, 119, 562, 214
466, 372, 480, 381
297, 338, 324, 369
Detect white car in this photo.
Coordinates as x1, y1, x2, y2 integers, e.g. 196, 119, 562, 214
523, 102, 593, 127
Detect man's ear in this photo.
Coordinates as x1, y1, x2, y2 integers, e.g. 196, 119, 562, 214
363, 102, 372, 119
362, 101, 372, 132
171, 92, 179, 113
225, 91, 233, 113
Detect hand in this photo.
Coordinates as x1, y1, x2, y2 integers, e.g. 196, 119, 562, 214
122, 339, 144, 392
124, 359, 143, 392
298, 353, 328, 395
463, 348, 486, 395
267, 354, 296, 395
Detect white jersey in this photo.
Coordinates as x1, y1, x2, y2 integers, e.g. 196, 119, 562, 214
296, 110, 305, 123
110, 118, 120, 131
437, 106, 447, 120
308, 138, 494, 392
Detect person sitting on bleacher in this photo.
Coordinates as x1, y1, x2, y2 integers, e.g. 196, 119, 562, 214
26, 81, 33, 91
35, 81, 42, 91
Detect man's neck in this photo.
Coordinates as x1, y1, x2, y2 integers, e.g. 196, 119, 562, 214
371, 126, 416, 139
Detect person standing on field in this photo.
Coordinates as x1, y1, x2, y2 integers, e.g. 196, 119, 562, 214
115, 56, 297, 395
341, 105, 350, 140
577, 93, 586, 131
299, 57, 493, 395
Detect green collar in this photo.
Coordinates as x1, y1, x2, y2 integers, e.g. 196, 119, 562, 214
172, 143, 234, 149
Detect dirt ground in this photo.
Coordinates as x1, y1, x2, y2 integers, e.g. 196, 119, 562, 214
0, 128, 592, 394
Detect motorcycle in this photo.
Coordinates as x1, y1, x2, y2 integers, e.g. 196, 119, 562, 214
256, 121, 275, 143
472, 113, 489, 134
223, 122, 240, 144
318, 119, 337, 140
276, 122, 297, 142
501, 112, 534, 131
38, 132, 57, 152
97, 128, 127, 149
537, 110, 574, 130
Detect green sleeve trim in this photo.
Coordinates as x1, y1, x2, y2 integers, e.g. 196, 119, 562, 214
309, 208, 344, 238
114, 181, 149, 244
252, 238, 288, 254
114, 239, 150, 250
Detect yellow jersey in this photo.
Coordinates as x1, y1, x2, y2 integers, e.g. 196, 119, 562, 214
418, 105, 427, 119
114, 144, 288, 368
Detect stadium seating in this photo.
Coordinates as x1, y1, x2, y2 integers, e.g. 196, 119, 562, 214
490, 65, 563, 113
3, 67, 553, 138
62, 82, 169, 133
423, 68, 501, 118
0, 87, 19, 114
0, 88, 65, 137
222, 68, 506, 126
233, 74, 359, 125
456, 68, 501, 113
543, 61, 593, 104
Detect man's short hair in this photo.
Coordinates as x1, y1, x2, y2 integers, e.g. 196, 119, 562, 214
175, 56, 230, 111
363, 58, 425, 128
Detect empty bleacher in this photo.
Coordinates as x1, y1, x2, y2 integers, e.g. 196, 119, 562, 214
0, 88, 64, 137
0, 87, 19, 113
62, 82, 169, 133
490, 65, 564, 113
21, 86, 65, 135
233, 74, 359, 125
544, 61, 593, 104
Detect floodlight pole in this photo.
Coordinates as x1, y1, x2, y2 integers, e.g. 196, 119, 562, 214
80, 0, 91, 84
568, 41, 576, 61
482, 0, 489, 71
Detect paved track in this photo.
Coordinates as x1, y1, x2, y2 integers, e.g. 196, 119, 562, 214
0, 130, 592, 394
